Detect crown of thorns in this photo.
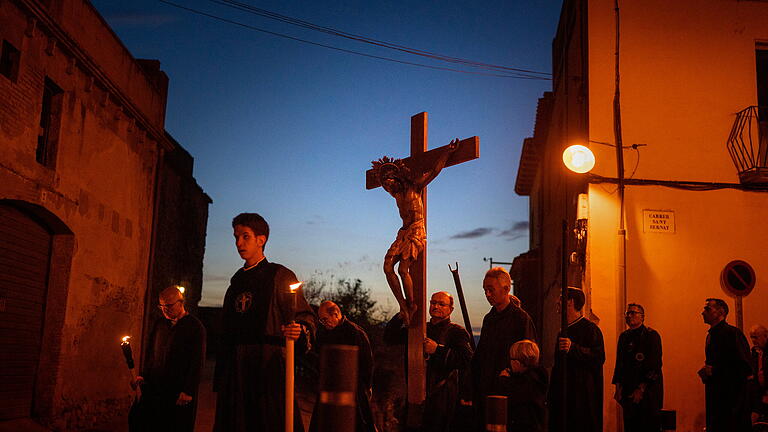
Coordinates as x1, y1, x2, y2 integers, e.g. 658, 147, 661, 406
371, 156, 409, 177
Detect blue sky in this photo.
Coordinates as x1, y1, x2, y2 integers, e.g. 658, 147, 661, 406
92, 0, 562, 331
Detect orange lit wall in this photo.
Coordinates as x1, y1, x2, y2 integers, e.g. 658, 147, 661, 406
585, 1, 768, 431
0, 0, 167, 428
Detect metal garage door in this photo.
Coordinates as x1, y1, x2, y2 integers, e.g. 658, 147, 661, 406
0, 204, 51, 420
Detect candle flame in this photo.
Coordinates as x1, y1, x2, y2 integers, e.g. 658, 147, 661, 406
289, 282, 302, 292
177, 286, 186, 294
121, 336, 131, 344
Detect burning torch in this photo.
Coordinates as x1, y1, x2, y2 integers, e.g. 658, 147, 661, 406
121, 336, 135, 370
285, 281, 302, 432
121, 336, 140, 396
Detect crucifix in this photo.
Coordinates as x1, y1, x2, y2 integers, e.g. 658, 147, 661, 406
366, 112, 479, 427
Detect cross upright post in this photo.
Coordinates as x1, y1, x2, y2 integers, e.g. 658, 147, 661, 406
366, 112, 479, 428
407, 112, 428, 427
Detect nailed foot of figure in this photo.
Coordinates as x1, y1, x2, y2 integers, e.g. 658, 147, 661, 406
399, 301, 419, 327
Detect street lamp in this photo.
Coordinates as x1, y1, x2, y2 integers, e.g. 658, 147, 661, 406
563, 145, 596, 174
559, 144, 594, 432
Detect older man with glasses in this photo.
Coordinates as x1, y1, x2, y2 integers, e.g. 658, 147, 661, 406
612, 303, 663, 432
131, 285, 206, 432
384, 291, 473, 432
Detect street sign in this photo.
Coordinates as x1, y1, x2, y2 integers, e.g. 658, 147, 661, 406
720, 260, 756, 298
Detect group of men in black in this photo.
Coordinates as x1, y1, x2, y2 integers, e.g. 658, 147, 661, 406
128, 212, 768, 432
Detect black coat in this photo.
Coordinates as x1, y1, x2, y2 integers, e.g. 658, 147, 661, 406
612, 325, 663, 432
471, 303, 536, 432
750, 345, 768, 415
494, 366, 548, 432
213, 259, 316, 432
138, 314, 206, 432
310, 317, 376, 432
548, 316, 605, 432
704, 320, 752, 432
384, 314, 473, 432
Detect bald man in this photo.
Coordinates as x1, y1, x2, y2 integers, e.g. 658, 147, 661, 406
384, 291, 473, 432
309, 301, 376, 432
133, 286, 206, 432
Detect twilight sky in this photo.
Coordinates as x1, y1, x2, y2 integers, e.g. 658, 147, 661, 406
91, 0, 562, 331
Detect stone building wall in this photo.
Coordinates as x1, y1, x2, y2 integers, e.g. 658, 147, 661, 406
0, 0, 209, 429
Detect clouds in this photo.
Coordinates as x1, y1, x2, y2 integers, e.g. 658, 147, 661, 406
450, 227, 494, 239
305, 214, 326, 225
448, 221, 529, 241
499, 221, 529, 240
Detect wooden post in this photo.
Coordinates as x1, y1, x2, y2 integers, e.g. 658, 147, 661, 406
485, 395, 508, 432
406, 113, 428, 428
317, 345, 359, 432
285, 338, 294, 432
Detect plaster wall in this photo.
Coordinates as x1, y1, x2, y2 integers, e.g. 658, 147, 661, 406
584, 1, 768, 431
1, 0, 163, 428
587, 184, 768, 431
588, 0, 768, 182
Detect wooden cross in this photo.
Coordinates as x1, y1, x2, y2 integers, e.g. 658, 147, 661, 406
366, 112, 479, 427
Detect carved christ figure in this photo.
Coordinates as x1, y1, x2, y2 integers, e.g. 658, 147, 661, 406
372, 139, 458, 326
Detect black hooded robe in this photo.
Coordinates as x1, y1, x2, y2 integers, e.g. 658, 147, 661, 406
548, 316, 605, 432
213, 259, 316, 432
309, 316, 377, 432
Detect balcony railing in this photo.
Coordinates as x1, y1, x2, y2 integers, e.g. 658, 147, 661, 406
727, 106, 768, 184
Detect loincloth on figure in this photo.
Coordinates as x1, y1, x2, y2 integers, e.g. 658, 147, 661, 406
386, 219, 426, 261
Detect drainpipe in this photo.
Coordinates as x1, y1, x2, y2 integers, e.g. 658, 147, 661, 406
613, 0, 627, 325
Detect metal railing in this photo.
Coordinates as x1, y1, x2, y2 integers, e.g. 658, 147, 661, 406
727, 106, 768, 184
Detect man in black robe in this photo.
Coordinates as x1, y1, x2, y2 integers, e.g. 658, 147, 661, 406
749, 324, 768, 423
384, 291, 473, 432
310, 301, 377, 432
213, 213, 316, 432
133, 285, 206, 432
698, 298, 751, 432
548, 287, 605, 432
472, 267, 536, 432
612, 303, 663, 432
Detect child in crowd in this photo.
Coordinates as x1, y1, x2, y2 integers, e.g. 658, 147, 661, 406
495, 339, 548, 432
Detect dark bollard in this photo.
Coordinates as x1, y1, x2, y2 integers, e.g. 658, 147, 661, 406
485, 395, 507, 432
317, 344, 359, 432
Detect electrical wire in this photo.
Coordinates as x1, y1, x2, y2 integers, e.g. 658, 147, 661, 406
158, 0, 550, 80
626, 146, 640, 179
589, 174, 768, 192
210, 0, 552, 77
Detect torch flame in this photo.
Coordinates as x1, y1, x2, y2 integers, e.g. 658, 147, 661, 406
121, 336, 131, 344
289, 282, 302, 292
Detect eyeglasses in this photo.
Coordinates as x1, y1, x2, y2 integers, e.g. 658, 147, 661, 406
429, 300, 450, 307
625, 311, 642, 316
158, 300, 182, 310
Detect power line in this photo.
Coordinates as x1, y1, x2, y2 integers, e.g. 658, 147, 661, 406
211, 0, 552, 77
158, 0, 550, 80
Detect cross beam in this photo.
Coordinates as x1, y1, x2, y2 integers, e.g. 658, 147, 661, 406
365, 137, 479, 190
367, 112, 478, 428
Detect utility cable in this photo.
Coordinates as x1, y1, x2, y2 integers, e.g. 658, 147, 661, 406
211, 0, 551, 77
158, 0, 550, 80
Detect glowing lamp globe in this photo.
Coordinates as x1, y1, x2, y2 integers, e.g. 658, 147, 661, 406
563, 145, 595, 173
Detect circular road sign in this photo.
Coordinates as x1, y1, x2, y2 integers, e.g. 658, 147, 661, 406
720, 260, 756, 298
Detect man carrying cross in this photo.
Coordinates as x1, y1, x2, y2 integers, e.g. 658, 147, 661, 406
371, 140, 458, 325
